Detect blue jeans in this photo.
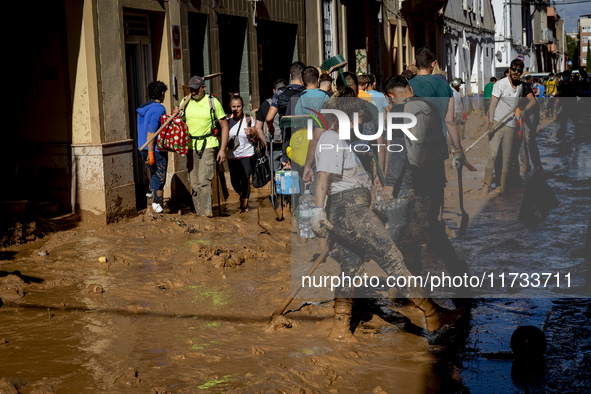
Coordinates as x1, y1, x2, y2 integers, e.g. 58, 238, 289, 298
140, 150, 168, 202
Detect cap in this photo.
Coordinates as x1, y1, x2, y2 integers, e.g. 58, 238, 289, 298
188, 76, 205, 89
451, 78, 464, 87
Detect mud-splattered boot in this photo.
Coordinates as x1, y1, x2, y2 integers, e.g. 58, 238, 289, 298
410, 298, 463, 333
328, 298, 358, 341
481, 168, 493, 196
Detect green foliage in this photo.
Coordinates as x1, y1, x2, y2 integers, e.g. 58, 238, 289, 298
567, 35, 578, 70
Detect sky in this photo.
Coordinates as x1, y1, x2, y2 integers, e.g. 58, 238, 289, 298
557, 1, 591, 33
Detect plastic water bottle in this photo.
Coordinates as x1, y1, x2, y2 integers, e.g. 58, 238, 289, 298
297, 187, 315, 239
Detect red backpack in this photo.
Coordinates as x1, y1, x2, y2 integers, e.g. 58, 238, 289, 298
157, 114, 189, 156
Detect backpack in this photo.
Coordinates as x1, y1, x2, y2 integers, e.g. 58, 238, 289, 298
276, 85, 305, 117
402, 97, 449, 168
157, 114, 189, 156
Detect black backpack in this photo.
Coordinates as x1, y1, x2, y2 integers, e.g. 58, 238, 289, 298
276, 85, 305, 117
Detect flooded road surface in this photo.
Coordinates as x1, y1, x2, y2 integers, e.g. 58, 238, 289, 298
444, 117, 591, 393
1, 115, 590, 393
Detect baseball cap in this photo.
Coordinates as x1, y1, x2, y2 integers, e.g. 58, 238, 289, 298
188, 76, 205, 89
451, 78, 464, 87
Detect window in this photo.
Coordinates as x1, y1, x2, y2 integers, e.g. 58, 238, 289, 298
583, 45, 588, 53
584, 26, 589, 33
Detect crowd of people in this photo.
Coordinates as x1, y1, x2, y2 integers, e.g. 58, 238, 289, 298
134, 46, 587, 339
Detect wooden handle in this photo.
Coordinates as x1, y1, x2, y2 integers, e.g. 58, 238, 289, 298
271, 246, 330, 316
464, 104, 518, 154
138, 95, 191, 151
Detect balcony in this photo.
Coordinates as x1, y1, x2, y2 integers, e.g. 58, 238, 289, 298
547, 7, 559, 19
536, 28, 555, 45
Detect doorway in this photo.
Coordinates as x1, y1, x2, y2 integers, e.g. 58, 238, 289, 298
124, 12, 154, 209
218, 15, 250, 111
256, 20, 298, 101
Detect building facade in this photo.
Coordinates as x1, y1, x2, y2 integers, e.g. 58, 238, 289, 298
579, 15, 591, 68
12, 0, 346, 223
492, 0, 535, 77
441, 0, 496, 95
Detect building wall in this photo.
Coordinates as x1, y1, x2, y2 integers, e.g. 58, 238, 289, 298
580, 17, 591, 67
442, 0, 495, 94
492, 0, 535, 76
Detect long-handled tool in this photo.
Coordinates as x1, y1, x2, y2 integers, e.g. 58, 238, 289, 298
138, 95, 191, 151
215, 160, 222, 217
446, 132, 477, 172
271, 245, 330, 316
464, 104, 519, 154
457, 164, 469, 236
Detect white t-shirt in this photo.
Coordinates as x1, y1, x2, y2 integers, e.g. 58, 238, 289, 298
491, 77, 523, 128
452, 89, 462, 114
315, 130, 372, 195
227, 115, 255, 159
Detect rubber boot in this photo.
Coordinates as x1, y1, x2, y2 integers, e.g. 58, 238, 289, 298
328, 298, 358, 341
481, 167, 493, 196
410, 298, 463, 333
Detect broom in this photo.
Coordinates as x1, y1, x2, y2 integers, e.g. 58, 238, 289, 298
320, 54, 347, 86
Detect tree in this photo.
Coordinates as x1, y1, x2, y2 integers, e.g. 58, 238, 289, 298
587, 41, 591, 73
567, 35, 579, 71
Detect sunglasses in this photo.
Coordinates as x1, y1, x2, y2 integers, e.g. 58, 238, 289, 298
510, 67, 523, 73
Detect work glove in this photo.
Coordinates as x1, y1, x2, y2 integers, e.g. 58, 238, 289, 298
452, 148, 466, 169
147, 151, 155, 166
310, 207, 333, 237
462, 112, 467, 121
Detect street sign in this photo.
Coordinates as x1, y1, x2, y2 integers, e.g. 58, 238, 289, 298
172, 25, 181, 59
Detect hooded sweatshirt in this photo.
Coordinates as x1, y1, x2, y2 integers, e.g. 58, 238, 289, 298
136, 100, 166, 151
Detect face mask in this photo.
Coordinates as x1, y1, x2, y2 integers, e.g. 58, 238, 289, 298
550, 77, 554, 80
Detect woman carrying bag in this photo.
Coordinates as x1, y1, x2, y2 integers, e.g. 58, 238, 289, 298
226, 93, 266, 212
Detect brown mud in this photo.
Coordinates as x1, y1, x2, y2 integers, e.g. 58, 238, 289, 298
1, 113, 590, 393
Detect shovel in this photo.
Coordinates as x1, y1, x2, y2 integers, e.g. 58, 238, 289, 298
457, 164, 469, 237
271, 245, 330, 317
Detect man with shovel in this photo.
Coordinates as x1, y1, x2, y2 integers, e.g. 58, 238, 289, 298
378, 76, 469, 281
482, 59, 524, 195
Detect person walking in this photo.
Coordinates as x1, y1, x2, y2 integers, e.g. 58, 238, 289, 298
484, 77, 497, 117
136, 81, 177, 213
546, 73, 558, 118
556, 70, 582, 139
225, 94, 265, 212
451, 78, 466, 139
382, 76, 469, 281
181, 76, 229, 218
310, 93, 462, 340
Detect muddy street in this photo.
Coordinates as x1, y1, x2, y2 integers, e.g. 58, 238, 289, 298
1, 115, 591, 393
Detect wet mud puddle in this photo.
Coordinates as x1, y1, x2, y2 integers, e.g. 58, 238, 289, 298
1, 119, 590, 393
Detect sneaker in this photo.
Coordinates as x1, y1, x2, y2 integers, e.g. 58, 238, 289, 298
152, 202, 163, 213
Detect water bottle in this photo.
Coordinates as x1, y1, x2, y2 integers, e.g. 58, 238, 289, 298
297, 186, 315, 239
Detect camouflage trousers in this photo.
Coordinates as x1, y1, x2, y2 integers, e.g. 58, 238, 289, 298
327, 187, 415, 298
